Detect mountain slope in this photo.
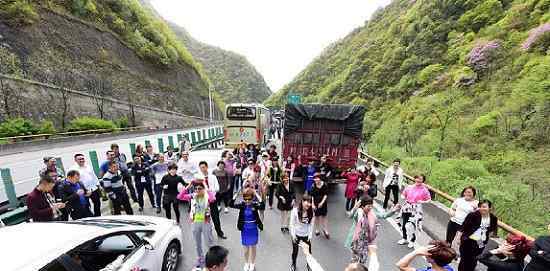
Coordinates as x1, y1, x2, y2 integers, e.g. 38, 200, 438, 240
0, 0, 222, 124
266, 0, 550, 236
169, 22, 272, 104
139, 0, 271, 104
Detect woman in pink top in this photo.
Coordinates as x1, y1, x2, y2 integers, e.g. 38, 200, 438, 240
397, 175, 431, 248
342, 166, 362, 212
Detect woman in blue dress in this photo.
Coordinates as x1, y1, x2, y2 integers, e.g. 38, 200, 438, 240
230, 187, 265, 271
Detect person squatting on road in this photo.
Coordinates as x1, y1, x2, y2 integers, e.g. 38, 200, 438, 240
457, 199, 498, 271
160, 163, 186, 223
397, 175, 431, 249
177, 179, 216, 269
229, 187, 265, 271
289, 195, 315, 271
344, 196, 400, 265
382, 158, 404, 209
102, 160, 134, 215
276, 173, 295, 233
311, 173, 330, 239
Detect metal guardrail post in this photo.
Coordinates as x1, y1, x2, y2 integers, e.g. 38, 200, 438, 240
157, 138, 165, 153
129, 143, 136, 157
191, 132, 197, 144
1, 168, 19, 209
168, 136, 175, 149
55, 157, 65, 177
89, 151, 101, 177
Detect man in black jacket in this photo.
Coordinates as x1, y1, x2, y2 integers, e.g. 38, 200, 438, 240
61, 170, 93, 220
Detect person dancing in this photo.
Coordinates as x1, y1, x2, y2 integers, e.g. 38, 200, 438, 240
229, 188, 265, 271
276, 173, 295, 233
311, 173, 330, 239
289, 195, 315, 271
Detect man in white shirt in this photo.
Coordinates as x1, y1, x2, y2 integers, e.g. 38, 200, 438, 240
69, 153, 102, 216
176, 151, 198, 183
382, 158, 404, 209
197, 161, 226, 239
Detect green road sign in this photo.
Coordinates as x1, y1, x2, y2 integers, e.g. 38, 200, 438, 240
288, 94, 301, 104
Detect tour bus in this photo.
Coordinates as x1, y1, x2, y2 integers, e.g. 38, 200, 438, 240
224, 103, 271, 150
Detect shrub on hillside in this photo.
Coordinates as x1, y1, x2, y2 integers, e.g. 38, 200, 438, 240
0, 0, 39, 26
38, 120, 56, 135
467, 40, 501, 72
521, 23, 550, 52
67, 117, 117, 132
114, 117, 129, 128
0, 118, 38, 137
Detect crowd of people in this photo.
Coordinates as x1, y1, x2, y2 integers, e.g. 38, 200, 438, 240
24, 138, 550, 271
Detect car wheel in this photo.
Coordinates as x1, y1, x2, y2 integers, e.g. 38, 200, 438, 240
162, 241, 180, 271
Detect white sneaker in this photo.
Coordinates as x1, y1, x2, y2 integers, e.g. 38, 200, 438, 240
224, 207, 229, 214
244, 263, 250, 271
407, 242, 415, 249
250, 263, 255, 271
397, 239, 408, 245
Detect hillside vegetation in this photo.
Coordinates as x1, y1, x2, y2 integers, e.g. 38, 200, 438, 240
266, 0, 550, 236
0, 0, 224, 128
168, 22, 272, 104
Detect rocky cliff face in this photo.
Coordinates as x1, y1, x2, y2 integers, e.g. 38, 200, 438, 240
0, 1, 219, 126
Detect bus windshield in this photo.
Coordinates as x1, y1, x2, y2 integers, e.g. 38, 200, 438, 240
226, 106, 256, 121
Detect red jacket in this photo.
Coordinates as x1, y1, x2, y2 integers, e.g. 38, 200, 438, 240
27, 188, 54, 222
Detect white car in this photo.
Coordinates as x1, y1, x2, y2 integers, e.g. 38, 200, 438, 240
0, 215, 183, 271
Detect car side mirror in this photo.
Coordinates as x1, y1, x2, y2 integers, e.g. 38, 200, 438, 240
143, 237, 154, 250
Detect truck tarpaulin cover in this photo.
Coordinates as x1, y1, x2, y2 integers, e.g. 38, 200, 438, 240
284, 104, 366, 137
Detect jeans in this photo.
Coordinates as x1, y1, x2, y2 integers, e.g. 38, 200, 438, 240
135, 180, 155, 208
233, 174, 243, 193
88, 189, 102, 217
192, 222, 214, 258
383, 184, 399, 208
154, 183, 163, 208
401, 212, 416, 242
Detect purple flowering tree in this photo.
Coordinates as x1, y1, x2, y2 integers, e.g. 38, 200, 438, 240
467, 40, 501, 72
521, 23, 550, 51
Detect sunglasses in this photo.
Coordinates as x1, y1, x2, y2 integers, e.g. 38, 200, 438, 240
195, 186, 204, 190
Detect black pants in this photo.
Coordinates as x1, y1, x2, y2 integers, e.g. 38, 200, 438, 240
70, 205, 93, 220
458, 239, 483, 271
136, 180, 155, 208
112, 189, 133, 215
292, 236, 311, 266
218, 191, 231, 208
227, 175, 235, 195
88, 189, 102, 217
446, 221, 462, 244
268, 184, 276, 207
163, 194, 180, 223
209, 199, 224, 237
122, 172, 138, 202
383, 184, 399, 208
401, 212, 416, 242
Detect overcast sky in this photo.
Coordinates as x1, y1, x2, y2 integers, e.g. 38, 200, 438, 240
150, 0, 392, 92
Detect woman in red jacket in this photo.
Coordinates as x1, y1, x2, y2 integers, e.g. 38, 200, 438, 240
342, 166, 362, 212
